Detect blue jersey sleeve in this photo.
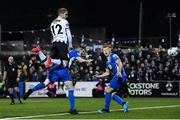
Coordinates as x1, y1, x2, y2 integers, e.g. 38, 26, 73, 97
69, 50, 80, 59
68, 49, 81, 68
112, 54, 119, 61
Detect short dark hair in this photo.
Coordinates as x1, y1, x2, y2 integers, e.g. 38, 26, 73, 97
58, 8, 68, 15
103, 44, 113, 49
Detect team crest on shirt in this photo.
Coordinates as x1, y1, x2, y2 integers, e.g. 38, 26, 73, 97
12, 68, 15, 71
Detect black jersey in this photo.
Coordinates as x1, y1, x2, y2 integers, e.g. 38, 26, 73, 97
4, 63, 19, 81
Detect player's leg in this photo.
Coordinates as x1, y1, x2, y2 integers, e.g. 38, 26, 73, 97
98, 86, 113, 113
121, 74, 131, 97
14, 86, 22, 103
8, 87, 15, 105
51, 42, 69, 67
32, 47, 46, 62
6, 81, 16, 105
23, 79, 50, 100
111, 76, 128, 112
60, 68, 78, 114
48, 43, 63, 66
31, 47, 52, 68
122, 81, 131, 97
64, 80, 78, 114
112, 92, 128, 112
23, 69, 59, 100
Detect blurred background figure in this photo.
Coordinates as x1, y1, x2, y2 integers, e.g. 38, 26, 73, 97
92, 78, 106, 97
47, 82, 57, 98
0, 79, 7, 98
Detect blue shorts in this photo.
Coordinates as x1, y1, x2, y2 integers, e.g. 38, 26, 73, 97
46, 68, 72, 83
122, 75, 126, 83
109, 75, 121, 91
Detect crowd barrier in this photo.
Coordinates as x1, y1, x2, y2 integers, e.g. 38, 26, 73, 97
23, 81, 180, 98
25, 81, 98, 98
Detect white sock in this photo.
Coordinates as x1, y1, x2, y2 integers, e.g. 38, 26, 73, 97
38, 51, 46, 61
52, 59, 61, 65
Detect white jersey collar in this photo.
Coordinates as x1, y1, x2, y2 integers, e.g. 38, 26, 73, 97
56, 16, 62, 20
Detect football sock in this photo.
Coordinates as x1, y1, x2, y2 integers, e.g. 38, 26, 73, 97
9, 94, 14, 103
52, 59, 61, 65
17, 91, 22, 103
105, 92, 111, 110
32, 83, 45, 91
39, 51, 46, 62
68, 90, 75, 110
16, 92, 21, 99
112, 94, 124, 106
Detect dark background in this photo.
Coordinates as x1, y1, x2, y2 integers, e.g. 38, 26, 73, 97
0, 0, 180, 45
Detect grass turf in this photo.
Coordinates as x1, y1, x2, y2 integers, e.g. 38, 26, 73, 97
0, 97, 180, 119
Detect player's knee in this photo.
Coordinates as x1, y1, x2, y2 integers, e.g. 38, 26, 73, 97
44, 79, 50, 86
14, 87, 19, 92
8, 88, 13, 94
65, 81, 74, 90
111, 92, 118, 100
111, 92, 117, 97
105, 86, 113, 93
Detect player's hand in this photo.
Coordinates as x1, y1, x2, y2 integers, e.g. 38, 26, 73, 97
2, 80, 5, 85
68, 47, 74, 51
87, 59, 93, 63
117, 71, 122, 77
94, 74, 100, 78
16, 77, 20, 82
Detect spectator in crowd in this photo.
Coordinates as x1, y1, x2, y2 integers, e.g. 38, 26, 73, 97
28, 55, 41, 81
21, 61, 28, 82
4, 43, 179, 83
92, 78, 106, 97
0, 80, 7, 98
47, 82, 57, 98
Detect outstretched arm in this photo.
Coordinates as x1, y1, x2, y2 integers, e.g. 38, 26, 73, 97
95, 69, 110, 78
116, 58, 122, 77
76, 57, 93, 63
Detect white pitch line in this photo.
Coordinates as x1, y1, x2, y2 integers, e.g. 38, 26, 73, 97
111, 104, 180, 112
2, 104, 180, 120
0, 100, 54, 103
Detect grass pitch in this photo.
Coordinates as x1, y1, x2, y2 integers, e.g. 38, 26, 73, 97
0, 97, 180, 119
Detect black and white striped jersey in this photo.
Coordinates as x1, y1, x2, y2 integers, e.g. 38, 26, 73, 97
50, 17, 72, 48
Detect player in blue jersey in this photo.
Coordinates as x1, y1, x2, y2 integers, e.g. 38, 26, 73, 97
95, 44, 128, 113
23, 60, 78, 114
68, 46, 93, 85
68, 46, 93, 68
117, 67, 131, 97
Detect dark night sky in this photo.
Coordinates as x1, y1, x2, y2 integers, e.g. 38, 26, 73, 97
0, 0, 180, 41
